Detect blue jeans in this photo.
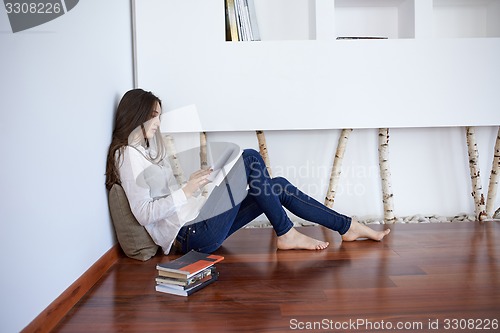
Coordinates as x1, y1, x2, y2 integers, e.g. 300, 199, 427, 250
176, 149, 351, 253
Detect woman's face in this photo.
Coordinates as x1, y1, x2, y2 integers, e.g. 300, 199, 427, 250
144, 102, 162, 139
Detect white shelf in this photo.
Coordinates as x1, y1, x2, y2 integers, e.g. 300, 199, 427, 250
334, 0, 415, 39
249, 0, 416, 41
433, 0, 500, 38
244, 0, 500, 40
136, 0, 500, 131
252, 0, 316, 40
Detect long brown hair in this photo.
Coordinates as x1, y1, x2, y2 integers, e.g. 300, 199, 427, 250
105, 89, 163, 190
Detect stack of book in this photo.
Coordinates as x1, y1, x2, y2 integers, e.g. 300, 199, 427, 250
155, 250, 224, 297
225, 0, 260, 41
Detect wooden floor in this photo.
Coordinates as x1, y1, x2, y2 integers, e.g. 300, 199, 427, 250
54, 222, 500, 333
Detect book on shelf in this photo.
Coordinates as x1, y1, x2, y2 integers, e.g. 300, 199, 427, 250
225, 0, 260, 41
225, 0, 239, 41
156, 269, 219, 297
156, 250, 224, 280
246, 0, 260, 40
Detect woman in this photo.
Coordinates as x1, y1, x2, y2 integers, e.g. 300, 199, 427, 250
105, 89, 390, 255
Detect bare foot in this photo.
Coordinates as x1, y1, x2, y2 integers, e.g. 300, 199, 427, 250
277, 227, 329, 250
341, 218, 391, 242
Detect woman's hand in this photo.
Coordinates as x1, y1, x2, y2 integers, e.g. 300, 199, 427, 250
182, 168, 212, 198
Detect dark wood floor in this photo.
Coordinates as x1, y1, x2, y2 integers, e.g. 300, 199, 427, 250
54, 222, 500, 333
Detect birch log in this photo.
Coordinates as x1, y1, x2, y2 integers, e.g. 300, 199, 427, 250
378, 128, 395, 223
494, 207, 500, 219
200, 132, 208, 170
164, 134, 185, 185
256, 130, 272, 177
486, 127, 500, 218
325, 129, 352, 208
465, 127, 487, 221
200, 132, 209, 196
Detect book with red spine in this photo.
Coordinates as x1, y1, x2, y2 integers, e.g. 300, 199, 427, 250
156, 250, 224, 279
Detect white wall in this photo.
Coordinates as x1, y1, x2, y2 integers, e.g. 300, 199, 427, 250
0, 1, 132, 332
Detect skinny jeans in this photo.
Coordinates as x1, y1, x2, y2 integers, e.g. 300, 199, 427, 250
176, 149, 351, 253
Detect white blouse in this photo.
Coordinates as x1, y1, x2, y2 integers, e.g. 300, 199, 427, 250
118, 145, 206, 254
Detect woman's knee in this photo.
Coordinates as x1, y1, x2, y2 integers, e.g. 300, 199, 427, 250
243, 149, 266, 174
269, 176, 295, 196
272, 176, 289, 187
243, 149, 261, 161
